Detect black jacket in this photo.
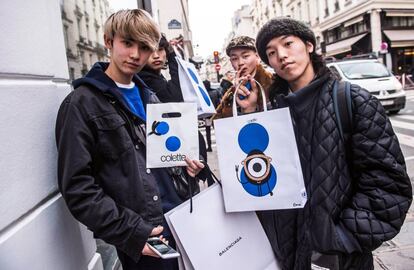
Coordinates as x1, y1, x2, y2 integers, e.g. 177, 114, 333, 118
220, 78, 233, 93
258, 75, 412, 269
56, 62, 178, 263
207, 87, 222, 108
138, 51, 183, 103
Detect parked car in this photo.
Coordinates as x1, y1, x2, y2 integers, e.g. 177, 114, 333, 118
327, 57, 406, 114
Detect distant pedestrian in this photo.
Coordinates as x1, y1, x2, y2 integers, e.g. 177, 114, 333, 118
220, 70, 234, 93
203, 79, 222, 108
203, 80, 222, 152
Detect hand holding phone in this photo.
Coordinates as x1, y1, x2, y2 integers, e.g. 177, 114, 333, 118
147, 237, 180, 259
238, 81, 251, 100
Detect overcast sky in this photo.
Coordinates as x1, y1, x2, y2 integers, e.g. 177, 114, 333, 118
107, 0, 251, 58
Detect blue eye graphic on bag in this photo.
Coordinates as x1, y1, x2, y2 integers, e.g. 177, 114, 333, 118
235, 123, 277, 197
149, 121, 181, 152
187, 67, 211, 106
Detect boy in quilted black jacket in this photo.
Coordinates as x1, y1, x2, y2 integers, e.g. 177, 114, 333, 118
238, 17, 412, 270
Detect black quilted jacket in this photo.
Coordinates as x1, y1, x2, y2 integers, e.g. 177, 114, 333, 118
257, 75, 412, 270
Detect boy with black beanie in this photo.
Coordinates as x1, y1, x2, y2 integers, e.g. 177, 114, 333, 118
237, 17, 412, 270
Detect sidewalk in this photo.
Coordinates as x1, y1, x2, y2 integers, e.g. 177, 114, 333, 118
206, 148, 414, 270
373, 203, 414, 270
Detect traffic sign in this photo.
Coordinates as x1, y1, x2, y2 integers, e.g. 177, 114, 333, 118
215, 64, 221, 71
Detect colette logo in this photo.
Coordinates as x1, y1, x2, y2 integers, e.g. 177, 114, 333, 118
160, 153, 186, 162
148, 120, 184, 162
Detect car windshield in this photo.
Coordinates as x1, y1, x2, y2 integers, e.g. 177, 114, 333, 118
337, 61, 391, 79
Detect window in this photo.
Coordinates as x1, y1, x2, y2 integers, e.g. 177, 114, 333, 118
324, 0, 329, 17
337, 62, 391, 79
69, 68, 75, 81
63, 25, 69, 48
384, 16, 414, 28
86, 24, 90, 42
77, 18, 82, 40
334, 1, 340, 12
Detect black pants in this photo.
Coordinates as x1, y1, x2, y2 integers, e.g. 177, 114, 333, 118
117, 249, 178, 270
205, 125, 212, 149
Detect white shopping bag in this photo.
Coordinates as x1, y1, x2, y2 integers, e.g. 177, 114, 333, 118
165, 184, 280, 270
176, 57, 216, 117
146, 103, 198, 168
214, 81, 307, 212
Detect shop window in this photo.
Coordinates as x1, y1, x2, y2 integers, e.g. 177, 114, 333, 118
384, 16, 414, 28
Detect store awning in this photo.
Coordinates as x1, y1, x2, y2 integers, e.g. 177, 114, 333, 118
344, 16, 364, 27
326, 33, 367, 56
384, 30, 414, 47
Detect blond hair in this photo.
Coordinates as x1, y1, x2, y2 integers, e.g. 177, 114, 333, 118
104, 9, 160, 51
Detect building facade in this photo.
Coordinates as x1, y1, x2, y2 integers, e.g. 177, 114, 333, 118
61, 0, 112, 81
318, 0, 414, 75
234, 0, 414, 75
139, 0, 194, 58
0, 0, 102, 269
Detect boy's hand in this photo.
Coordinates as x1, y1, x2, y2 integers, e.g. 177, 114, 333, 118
185, 158, 205, 178
236, 75, 258, 113
141, 226, 164, 257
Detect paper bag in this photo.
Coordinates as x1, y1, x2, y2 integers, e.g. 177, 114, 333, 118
146, 103, 198, 168
165, 184, 280, 270
214, 81, 307, 212
176, 57, 216, 117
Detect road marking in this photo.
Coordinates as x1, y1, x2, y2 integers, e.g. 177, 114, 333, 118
395, 115, 414, 121
395, 132, 414, 148
390, 119, 414, 131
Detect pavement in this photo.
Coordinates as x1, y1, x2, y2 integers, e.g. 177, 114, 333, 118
205, 141, 414, 270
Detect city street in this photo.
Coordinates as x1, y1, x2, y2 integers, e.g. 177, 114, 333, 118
201, 90, 414, 270
373, 90, 414, 270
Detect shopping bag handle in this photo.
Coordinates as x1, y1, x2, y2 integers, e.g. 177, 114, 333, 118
172, 44, 188, 61
172, 45, 182, 60
201, 161, 222, 187
232, 79, 267, 117
188, 161, 222, 213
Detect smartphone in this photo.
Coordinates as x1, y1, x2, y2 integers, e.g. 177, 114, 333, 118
147, 237, 180, 259
238, 81, 251, 100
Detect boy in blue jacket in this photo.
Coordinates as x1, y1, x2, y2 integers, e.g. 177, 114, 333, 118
55, 9, 204, 270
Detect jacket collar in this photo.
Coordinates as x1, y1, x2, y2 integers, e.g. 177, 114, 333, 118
73, 62, 158, 113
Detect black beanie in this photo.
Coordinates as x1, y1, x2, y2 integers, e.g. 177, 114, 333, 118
256, 17, 316, 65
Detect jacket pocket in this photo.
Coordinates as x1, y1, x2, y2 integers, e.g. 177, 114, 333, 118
93, 113, 132, 159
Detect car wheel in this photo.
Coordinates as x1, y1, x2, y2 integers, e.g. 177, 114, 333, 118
388, 109, 400, 115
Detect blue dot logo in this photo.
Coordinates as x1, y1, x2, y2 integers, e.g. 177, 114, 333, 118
198, 86, 211, 106
156, 121, 169, 135
166, 136, 181, 152
187, 67, 212, 107
187, 68, 199, 84
238, 123, 269, 154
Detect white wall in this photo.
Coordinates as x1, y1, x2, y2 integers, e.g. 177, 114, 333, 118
0, 0, 103, 269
